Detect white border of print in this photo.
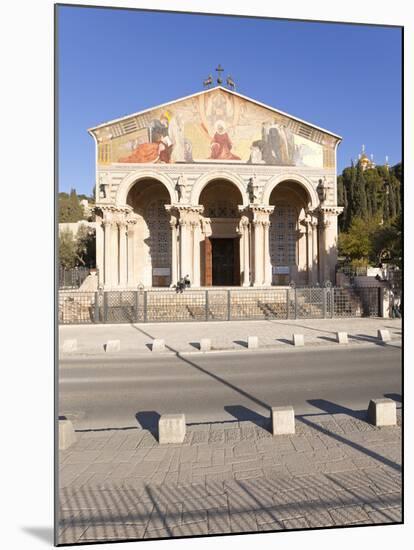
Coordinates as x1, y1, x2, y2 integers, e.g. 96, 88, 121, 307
1, 1, 411, 549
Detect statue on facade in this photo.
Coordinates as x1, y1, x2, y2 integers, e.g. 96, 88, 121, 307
247, 175, 260, 204
176, 175, 187, 203
317, 177, 330, 204
98, 172, 109, 199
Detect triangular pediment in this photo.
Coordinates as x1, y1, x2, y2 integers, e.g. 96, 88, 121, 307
90, 87, 340, 168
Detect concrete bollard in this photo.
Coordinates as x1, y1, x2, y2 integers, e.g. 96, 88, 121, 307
292, 334, 304, 347
200, 338, 211, 352
368, 398, 397, 426
271, 406, 295, 435
377, 329, 391, 343
158, 414, 186, 444
336, 332, 348, 344
105, 340, 120, 352
152, 339, 165, 352
247, 336, 259, 349
62, 339, 77, 353
59, 419, 77, 450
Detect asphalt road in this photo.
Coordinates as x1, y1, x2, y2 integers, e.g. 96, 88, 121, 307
59, 345, 402, 430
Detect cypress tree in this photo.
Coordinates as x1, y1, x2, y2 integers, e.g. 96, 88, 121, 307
352, 162, 368, 219
388, 181, 397, 219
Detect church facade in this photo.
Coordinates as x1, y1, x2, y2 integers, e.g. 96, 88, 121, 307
89, 87, 343, 289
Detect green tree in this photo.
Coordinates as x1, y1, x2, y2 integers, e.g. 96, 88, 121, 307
75, 225, 96, 267
59, 188, 85, 222
338, 217, 372, 262
371, 214, 402, 267
59, 229, 77, 268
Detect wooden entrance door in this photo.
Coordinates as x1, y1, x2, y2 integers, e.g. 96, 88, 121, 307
202, 237, 240, 286
211, 238, 236, 286
201, 237, 213, 286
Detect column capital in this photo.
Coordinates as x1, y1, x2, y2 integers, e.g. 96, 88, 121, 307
319, 205, 344, 217
165, 204, 204, 215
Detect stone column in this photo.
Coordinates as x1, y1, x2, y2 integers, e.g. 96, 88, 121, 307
179, 217, 192, 281
127, 219, 137, 287
168, 205, 203, 285
252, 219, 263, 286
169, 215, 178, 287
112, 221, 120, 287
192, 221, 202, 287
319, 206, 343, 284
95, 209, 104, 288
263, 220, 272, 286
103, 219, 112, 288
240, 216, 250, 286
311, 219, 319, 284
249, 205, 274, 287
118, 219, 128, 288
305, 220, 313, 285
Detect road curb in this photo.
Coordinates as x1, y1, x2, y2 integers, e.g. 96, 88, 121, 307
59, 338, 401, 364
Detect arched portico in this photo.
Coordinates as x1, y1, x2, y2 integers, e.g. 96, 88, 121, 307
126, 178, 173, 287
262, 173, 319, 209
116, 170, 177, 206
198, 179, 245, 286
191, 171, 249, 206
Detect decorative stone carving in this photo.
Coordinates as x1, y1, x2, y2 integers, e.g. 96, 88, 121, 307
249, 204, 275, 225
319, 205, 343, 228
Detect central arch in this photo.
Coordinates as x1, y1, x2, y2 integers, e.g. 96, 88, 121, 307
191, 170, 248, 206
199, 178, 244, 286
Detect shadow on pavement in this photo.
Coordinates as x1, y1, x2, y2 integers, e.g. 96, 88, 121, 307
225, 404, 269, 429
384, 393, 402, 403
190, 341, 201, 350
233, 340, 248, 348
307, 399, 367, 421
349, 334, 383, 346
136, 411, 160, 437
303, 399, 400, 472
276, 338, 292, 345
317, 336, 337, 344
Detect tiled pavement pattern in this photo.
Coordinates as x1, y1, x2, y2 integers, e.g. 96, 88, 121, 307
58, 410, 402, 544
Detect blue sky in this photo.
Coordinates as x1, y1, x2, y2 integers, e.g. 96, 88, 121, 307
58, 5, 402, 195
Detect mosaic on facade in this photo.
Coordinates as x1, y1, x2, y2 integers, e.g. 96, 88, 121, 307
94, 88, 336, 169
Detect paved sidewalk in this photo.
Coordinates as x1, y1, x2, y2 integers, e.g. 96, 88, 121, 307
58, 408, 402, 544
59, 318, 402, 355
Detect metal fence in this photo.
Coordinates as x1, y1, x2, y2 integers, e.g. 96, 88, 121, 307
59, 267, 95, 289
58, 285, 382, 325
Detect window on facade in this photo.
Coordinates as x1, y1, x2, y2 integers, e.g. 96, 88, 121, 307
205, 200, 237, 218
270, 205, 297, 266
98, 143, 111, 163
145, 199, 171, 268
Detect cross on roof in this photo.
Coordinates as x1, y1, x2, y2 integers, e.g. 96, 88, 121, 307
215, 64, 224, 85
